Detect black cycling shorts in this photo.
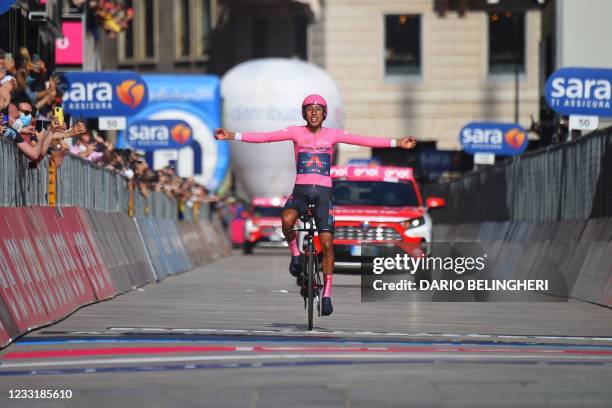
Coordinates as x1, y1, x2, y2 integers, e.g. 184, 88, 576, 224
284, 184, 334, 233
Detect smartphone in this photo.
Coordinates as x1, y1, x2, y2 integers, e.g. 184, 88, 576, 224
5, 53, 12, 61
36, 119, 49, 132
54, 106, 64, 127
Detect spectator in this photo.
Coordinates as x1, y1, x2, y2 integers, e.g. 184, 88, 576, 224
2, 98, 85, 162
70, 131, 105, 163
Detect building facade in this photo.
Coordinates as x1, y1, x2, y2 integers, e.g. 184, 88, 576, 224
310, 0, 543, 158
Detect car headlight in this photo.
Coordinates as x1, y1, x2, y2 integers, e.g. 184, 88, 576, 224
244, 219, 259, 233
400, 217, 425, 229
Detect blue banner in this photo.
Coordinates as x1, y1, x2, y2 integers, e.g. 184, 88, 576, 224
460, 122, 528, 156
127, 120, 193, 151
419, 150, 457, 171
545, 67, 612, 117
0, 0, 15, 15
61, 71, 149, 118
117, 75, 228, 192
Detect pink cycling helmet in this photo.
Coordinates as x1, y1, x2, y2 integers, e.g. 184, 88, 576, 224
301, 94, 327, 119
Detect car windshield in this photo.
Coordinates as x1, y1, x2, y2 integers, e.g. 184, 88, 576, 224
252, 206, 283, 217
332, 180, 420, 207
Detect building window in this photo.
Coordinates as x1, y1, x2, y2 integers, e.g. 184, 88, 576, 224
488, 11, 525, 74
177, 0, 191, 57
294, 15, 307, 60
197, 0, 212, 56
384, 14, 421, 76
122, 0, 134, 60
119, 0, 157, 62
143, 0, 156, 58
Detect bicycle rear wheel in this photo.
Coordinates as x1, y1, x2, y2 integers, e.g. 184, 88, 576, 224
307, 248, 315, 330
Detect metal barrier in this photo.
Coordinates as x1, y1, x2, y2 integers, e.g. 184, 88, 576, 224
0, 137, 186, 218
0, 138, 50, 207
426, 127, 612, 223
132, 190, 179, 219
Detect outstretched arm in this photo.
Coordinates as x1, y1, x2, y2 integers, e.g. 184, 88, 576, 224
214, 128, 295, 143
334, 131, 416, 149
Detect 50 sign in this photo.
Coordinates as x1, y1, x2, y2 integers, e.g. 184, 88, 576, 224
569, 115, 599, 132
99, 116, 127, 131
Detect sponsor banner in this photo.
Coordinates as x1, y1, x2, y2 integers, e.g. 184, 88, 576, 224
61, 71, 149, 118
157, 219, 192, 274
331, 166, 414, 181
107, 212, 155, 287
211, 216, 233, 256
55, 20, 83, 65
34, 207, 97, 306
177, 222, 209, 267
545, 67, 612, 117
126, 119, 193, 151
134, 217, 170, 281
0, 0, 15, 15
117, 75, 227, 192
196, 220, 218, 261
84, 211, 132, 293
0, 208, 51, 332
22, 207, 91, 318
0, 301, 16, 348
75, 209, 124, 297
460, 122, 528, 156
58, 208, 116, 300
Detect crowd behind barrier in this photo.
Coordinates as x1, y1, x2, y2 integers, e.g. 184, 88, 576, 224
426, 127, 612, 223
0, 116, 233, 348
0, 137, 218, 220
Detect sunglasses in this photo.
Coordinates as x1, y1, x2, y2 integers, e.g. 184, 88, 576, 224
19, 109, 32, 115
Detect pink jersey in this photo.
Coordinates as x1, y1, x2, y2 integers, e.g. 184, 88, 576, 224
236, 126, 395, 187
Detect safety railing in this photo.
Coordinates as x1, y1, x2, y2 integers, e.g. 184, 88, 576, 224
0, 137, 193, 220
425, 127, 612, 223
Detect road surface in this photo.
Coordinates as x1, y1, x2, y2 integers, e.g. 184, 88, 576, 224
1, 248, 611, 407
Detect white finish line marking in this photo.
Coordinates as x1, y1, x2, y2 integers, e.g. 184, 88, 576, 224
2, 352, 611, 370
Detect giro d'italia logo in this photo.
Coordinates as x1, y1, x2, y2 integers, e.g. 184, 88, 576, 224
116, 80, 146, 108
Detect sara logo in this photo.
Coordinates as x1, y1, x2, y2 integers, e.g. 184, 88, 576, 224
171, 124, 192, 145
460, 122, 527, 156
62, 71, 149, 118
545, 67, 612, 117
127, 120, 192, 151
116, 80, 146, 108
504, 128, 526, 149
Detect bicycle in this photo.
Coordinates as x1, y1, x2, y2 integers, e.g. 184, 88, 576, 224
291, 203, 322, 330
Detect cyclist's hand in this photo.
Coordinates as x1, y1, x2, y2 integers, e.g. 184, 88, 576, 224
398, 136, 417, 149
214, 128, 235, 140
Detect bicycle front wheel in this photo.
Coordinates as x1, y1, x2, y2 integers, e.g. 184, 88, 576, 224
307, 249, 315, 330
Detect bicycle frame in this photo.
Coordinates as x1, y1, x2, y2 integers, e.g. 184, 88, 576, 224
290, 204, 322, 330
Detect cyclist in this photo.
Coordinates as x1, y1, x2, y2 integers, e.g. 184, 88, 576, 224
214, 94, 416, 316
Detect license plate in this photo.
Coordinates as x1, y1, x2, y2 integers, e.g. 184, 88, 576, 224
350, 245, 361, 256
